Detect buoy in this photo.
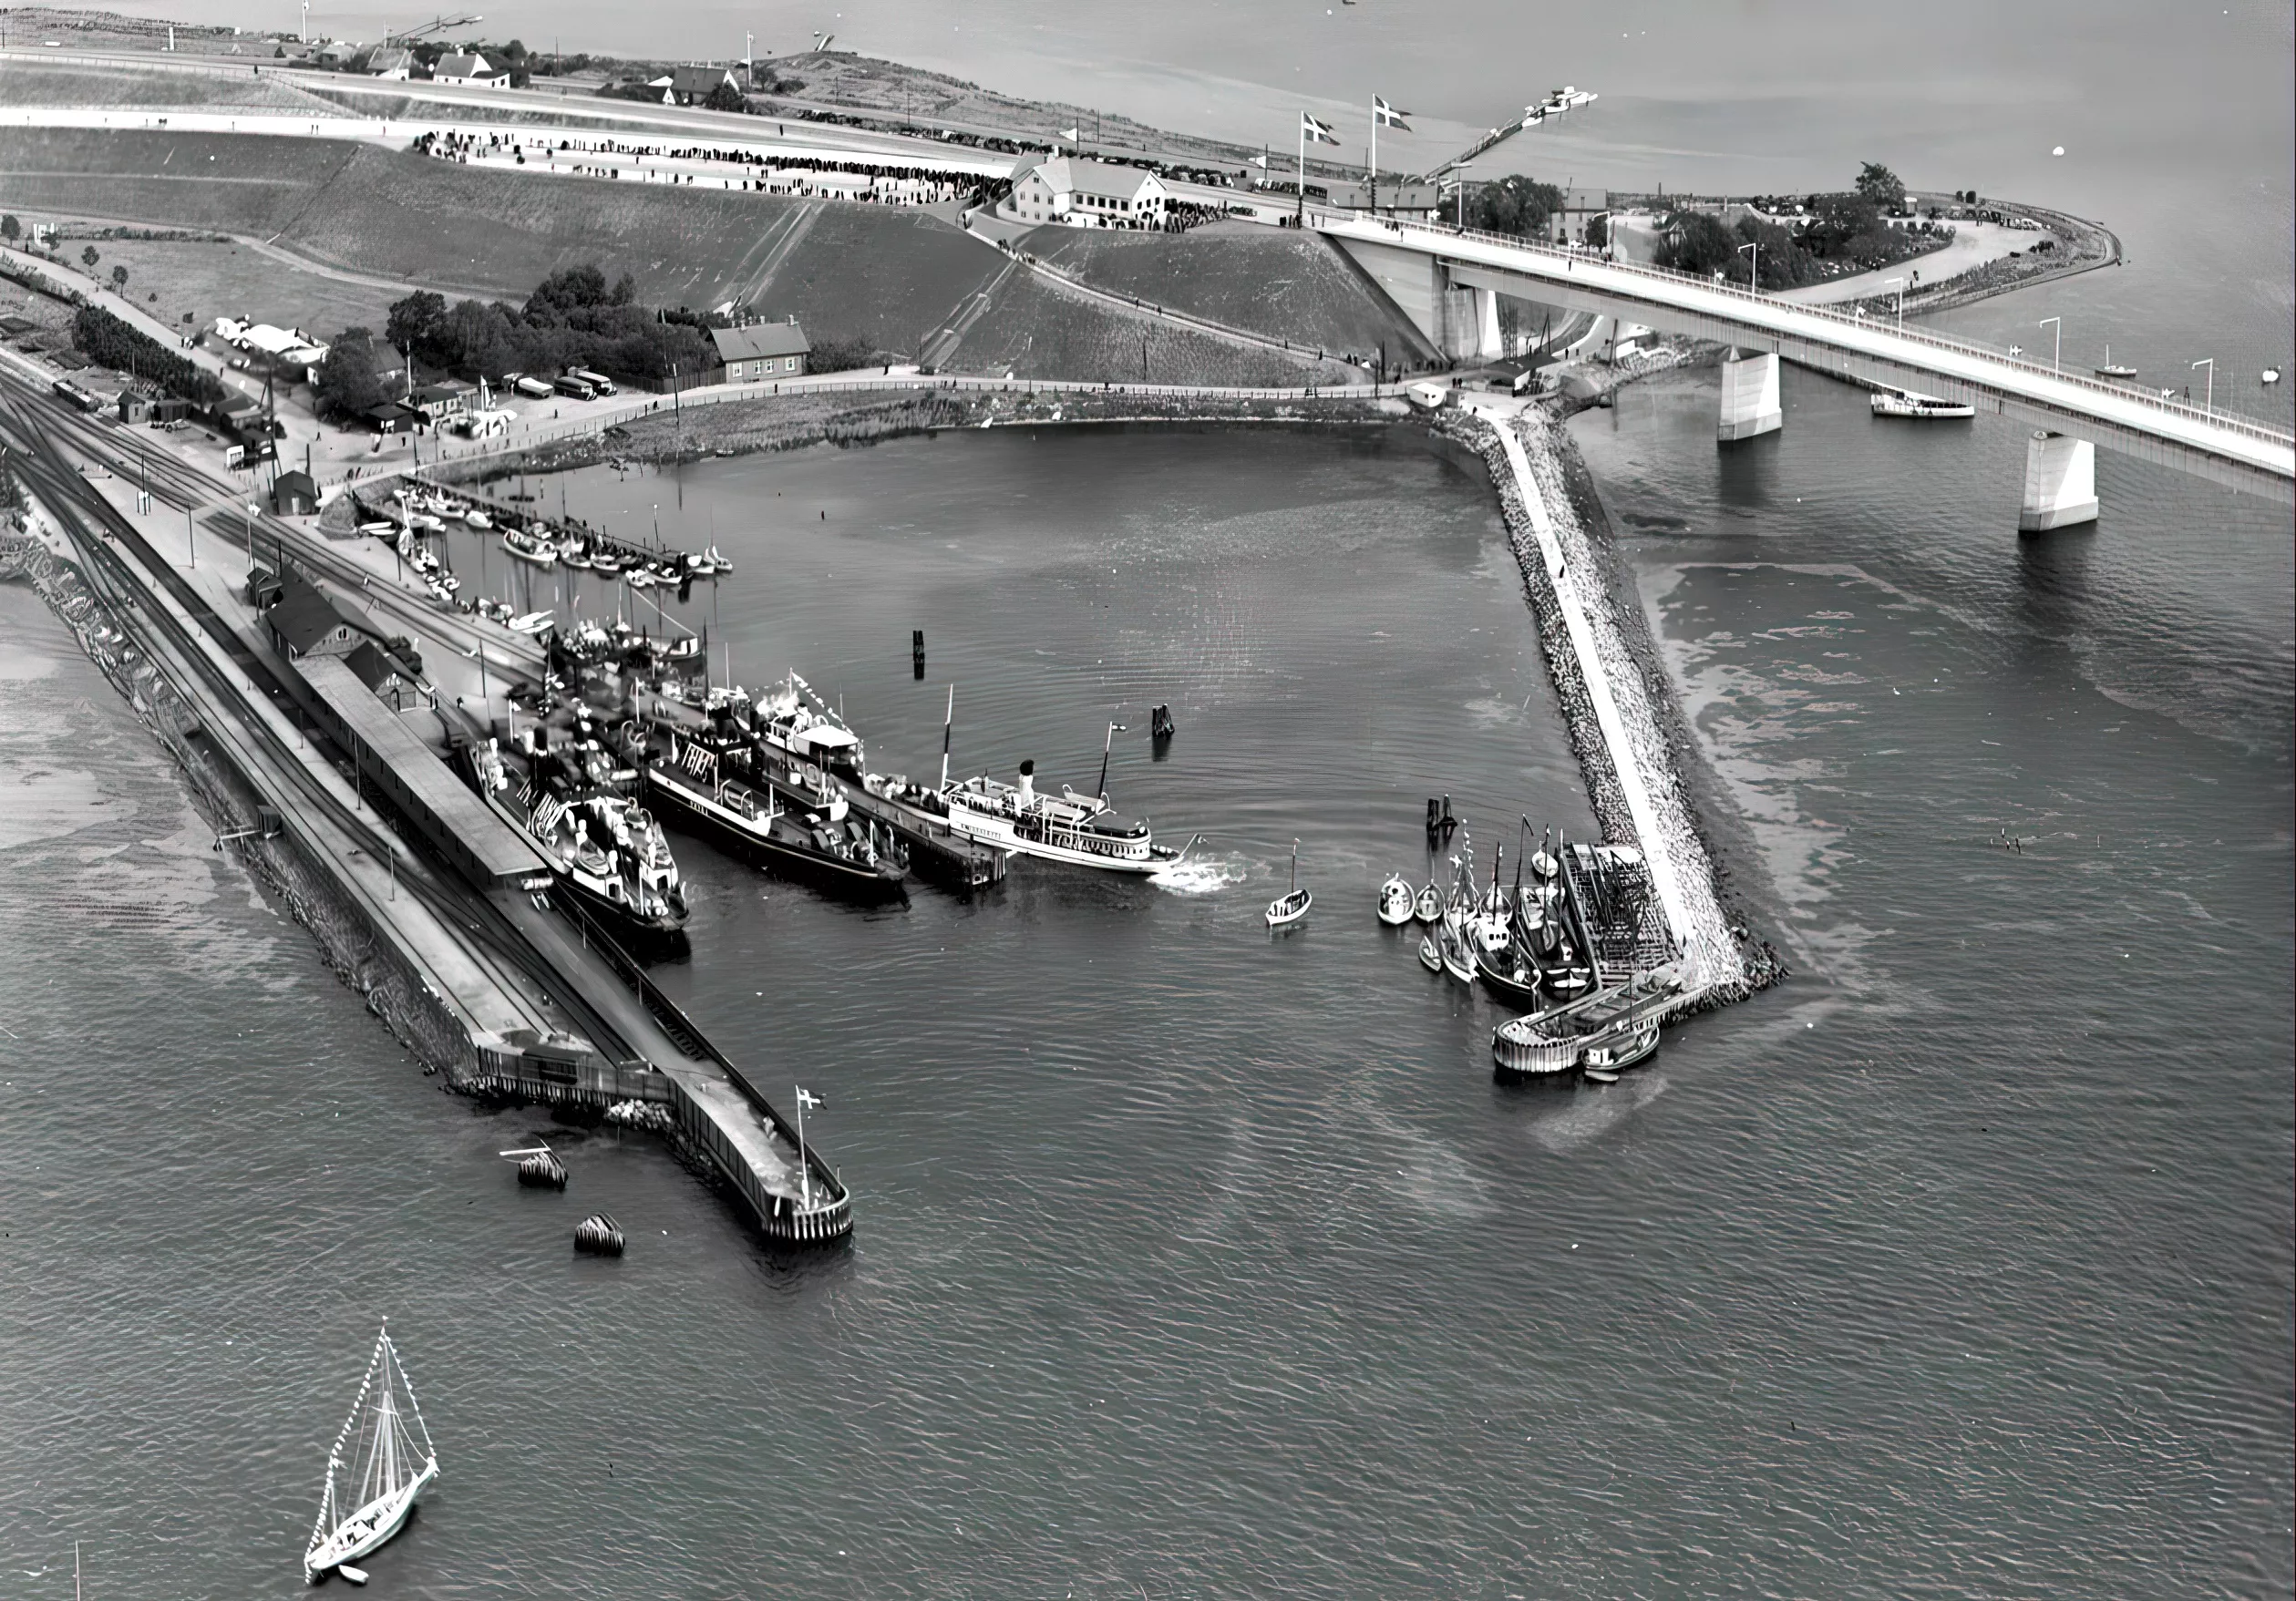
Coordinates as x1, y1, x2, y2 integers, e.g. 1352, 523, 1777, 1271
574, 1214, 626, 1256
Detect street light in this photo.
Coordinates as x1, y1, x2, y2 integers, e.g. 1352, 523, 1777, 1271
2190, 357, 2214, 411
1885, 276, 1905, 327
2038, 316, 2061, 372
1735, 240, 1759, 292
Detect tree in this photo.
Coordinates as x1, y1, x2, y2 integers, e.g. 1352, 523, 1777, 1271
384, 290, 448, 363
1464, 174, 1565, 239
110, 264, 129, 292
81, 244, 99, 270
702, 78, 748, 114
312, 327, 388, 422
1654, 210, 1736, 277
1855, 161, 1906, 210
1584, 212, 1608, 250
0, 214, 17, 241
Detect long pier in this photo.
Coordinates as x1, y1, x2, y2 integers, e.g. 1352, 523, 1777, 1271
0, 382, 851, 1247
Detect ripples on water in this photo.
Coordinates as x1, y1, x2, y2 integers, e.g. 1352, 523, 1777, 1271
2, 396, 2288, 1596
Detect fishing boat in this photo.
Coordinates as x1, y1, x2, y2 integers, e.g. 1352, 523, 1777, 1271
465, 508, 493, 530
559, 541, 594, 570
501, 528, 557, 567
1267, 840, 1312, 928
1870, 388, 1975, 419
1580, 1020, 1660, 1080
942, 716, 1188, 876
467, 733, 691, 950
590, 550, 624, 576
1415, 882, 1442, 922
751, 674, 869, 785
303, 1324, 438, 1583
1377, 874, 1416, 925
2094, 344, 2138, 380
641, 723, 907, 903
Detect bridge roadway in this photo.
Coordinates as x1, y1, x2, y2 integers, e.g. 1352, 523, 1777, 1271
1316, 211, 2296, 504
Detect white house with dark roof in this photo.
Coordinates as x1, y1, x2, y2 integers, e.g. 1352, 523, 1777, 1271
705, 321, 811, 385
1005, 155, 1169, 230
430, 51, 505, 87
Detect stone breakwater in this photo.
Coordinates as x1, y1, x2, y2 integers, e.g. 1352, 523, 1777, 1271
1435, 406, 1782, 1011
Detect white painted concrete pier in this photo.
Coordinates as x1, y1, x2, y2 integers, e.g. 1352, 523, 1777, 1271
2019, 431, 2100, 532
1717, 351, 1783, 443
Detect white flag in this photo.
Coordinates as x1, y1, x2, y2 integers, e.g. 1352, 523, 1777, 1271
797, 1086, 823, 1110
1374, 97, 1411, 130
1250, 153, 1269, 168
1301, 111, 1342, 146
1058, 127, 1079, 142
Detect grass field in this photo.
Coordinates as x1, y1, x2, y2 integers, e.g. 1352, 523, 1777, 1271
1024, 222, 1435, 362
0, 128, 357, 236
74, 239, 400, 340
0, 61, 345, 114
951, 271, 1357, 387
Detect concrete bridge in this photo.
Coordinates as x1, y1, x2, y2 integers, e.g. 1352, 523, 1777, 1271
1319, 211, 2295, 521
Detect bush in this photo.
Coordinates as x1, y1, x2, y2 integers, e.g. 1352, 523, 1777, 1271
383, 264, 715, 385
702, 79, 748, 114
72, 304, 224, 406
806, 334, 879, 374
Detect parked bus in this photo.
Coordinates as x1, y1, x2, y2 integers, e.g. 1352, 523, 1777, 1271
551, 374, 599, 401
569, 368, 618, 397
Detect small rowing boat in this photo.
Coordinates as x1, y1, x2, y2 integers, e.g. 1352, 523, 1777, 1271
1267, 840, 1312, 928
1377, 874, 1416, 926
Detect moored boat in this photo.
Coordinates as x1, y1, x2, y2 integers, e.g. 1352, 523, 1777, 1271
1267, 840, 1312, 928
1377, 874, 1416, 926
1871, 388, 1976, 419
501, 527, 557, 567
641, 723, 907, 904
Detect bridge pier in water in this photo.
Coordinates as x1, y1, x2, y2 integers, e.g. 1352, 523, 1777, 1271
2019, 431, 2100, 531
1717, 351, 1782, 442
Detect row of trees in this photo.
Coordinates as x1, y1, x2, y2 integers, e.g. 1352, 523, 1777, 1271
1654, 164, 1936, 287
72, 304, 224, 406
1460, 175, 1567, 240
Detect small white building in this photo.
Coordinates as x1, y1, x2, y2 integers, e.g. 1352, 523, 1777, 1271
1006, 155, 1169, 230
431, 52, 505, 87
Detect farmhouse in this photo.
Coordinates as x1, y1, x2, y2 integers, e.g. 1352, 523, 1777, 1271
366, 46, 414, 78
666, 66, 740, 106
1007, 155, 1169, 230
705, 322, 810, 385
431, 52, 506, 87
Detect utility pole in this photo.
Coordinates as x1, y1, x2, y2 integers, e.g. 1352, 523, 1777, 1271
2039, 316, 2061, 372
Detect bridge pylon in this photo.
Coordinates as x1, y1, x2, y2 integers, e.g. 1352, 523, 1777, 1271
1718, 350, 1782, 443
2019, 431, 2099, 532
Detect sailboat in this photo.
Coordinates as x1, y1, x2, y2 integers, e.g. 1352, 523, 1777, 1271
1267, 839, 1312, 927
304, 1324, 439, 1583
2095, 344, 2139, 380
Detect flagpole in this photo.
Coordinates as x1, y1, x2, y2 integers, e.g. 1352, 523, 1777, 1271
1297, 113, 1306, 224
1370, 98, 1376, 215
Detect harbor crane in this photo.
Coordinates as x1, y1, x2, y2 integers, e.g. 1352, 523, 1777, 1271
385, 13, 484, 46
1417, 85, 1597, 183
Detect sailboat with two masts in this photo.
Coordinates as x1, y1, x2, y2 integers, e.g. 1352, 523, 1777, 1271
304, 1324, 439, 1584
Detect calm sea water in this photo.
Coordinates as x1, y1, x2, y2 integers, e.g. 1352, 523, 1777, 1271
5, 6, 2292, 1591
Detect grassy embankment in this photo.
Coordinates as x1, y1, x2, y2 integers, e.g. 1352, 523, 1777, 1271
0, 128, 1410, 386
0, 60, 345, 113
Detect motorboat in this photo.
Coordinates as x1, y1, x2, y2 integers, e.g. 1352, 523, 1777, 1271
1267, 840, 1312, 928
1871, 389, 1975, 419
1377, 875, 1416, 926
1415, 882, 1442, 923
502, 527, 557, 567
303, 1325, 438, 1583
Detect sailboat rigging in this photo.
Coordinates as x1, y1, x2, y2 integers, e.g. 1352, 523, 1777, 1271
304, 1323, 439, 1582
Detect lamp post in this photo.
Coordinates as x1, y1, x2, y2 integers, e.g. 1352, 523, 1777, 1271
2039, 316, 2061, 372
2190, 357, 2213, 412
1885, 276, 1905, 327
1735, 239, 1758, 292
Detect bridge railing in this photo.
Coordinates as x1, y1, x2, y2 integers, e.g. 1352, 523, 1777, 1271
1321, 210, 2294, 446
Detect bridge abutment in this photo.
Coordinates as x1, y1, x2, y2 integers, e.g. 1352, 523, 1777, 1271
2019, 431, 2099, 531
1717, 351, 1782, 442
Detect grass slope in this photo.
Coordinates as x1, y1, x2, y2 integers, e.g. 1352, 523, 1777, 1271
0, 128, 356, 235
1023, 222, 1434, 363
950, 271, 1354, 387
82, 239, 399, 338
0, 61, 345, 114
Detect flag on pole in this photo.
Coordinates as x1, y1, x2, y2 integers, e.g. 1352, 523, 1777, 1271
1374, 97, 1412, 130
1249, 153, 1269, 169
797, 1087, 823, 1110
1058, 127, 1080, 142
1301, 111, 1342, 146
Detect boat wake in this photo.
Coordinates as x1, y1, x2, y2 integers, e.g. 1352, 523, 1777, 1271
1148, 854, 1248, 895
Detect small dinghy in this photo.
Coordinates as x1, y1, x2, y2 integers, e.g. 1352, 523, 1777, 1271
304, 1324, 439, 1582
1267, 840, 1312, 928
1377, 874, 1416, 926
1414, 883, 1442, 923
1418, 933, 1443, 972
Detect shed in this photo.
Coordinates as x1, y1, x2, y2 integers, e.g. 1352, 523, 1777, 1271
272, 469, 320, 517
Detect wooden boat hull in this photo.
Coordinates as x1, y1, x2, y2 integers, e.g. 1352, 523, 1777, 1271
305, 1459, 436, 1578
647, 765, 908, 905
1267, 888, 1313, 928
1581, 1021, 1659, 1075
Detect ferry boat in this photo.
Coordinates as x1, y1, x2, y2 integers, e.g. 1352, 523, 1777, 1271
1871, 388, 1976, 419
942, 763, 1183, 874
641, 723, 907, 903
467, 732, 690, 951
